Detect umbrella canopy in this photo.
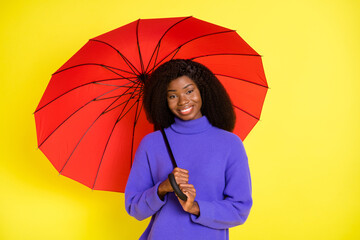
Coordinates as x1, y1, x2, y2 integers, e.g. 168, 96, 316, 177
35, 16, 268, 192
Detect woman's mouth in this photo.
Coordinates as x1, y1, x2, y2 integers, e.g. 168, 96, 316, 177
179, 106, 193, 115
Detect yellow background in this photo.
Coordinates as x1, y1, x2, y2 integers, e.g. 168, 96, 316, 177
1, 0, 359, 239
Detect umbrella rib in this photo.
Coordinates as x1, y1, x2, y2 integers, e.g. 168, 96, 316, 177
59, 81, 139, 175
100, 65, 139, 85
102, 91, 142, 114
53, 63, 135, 76
115, 93, 142, 122
215, 73, 269, 88
148, 30, 236, 73
191, 52, 261, 59
130, 93, 144, 167
36, 65, 139, 114
95, 90, 142, 102
91, 82, 142, 190
168, 48, 181, 61
133, 93, 144, 125
35, 78, 136, 114
129, 101, 140, 170
136, 19, 145, 74
93, 80, 137, 88
233, 105, 260, 120
90, 39, 141, 76
37, 83, 128, 148
145, 16, 192, 73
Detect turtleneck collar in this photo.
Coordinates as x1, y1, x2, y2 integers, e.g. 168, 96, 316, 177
170, 116, 211, 134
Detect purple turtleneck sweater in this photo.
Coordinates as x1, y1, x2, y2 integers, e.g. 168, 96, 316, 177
125, 116, 252, 240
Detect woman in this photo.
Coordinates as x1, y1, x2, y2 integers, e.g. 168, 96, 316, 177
125, 59, 252, 240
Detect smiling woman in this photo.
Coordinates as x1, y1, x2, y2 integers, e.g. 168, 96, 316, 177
143, 59, 236, 132
125, 59, 252, 240
167, 76, 203, 121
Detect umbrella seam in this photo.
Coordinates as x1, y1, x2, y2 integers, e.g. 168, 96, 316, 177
103, 89, 143, 115
215, 73, 269, 88
53, 63, 136, 76
36, 83, 130, 148
92, 81, 143, 190
35, 79, 135, 114
233, 105, 260, 120
145, 16, 192, 73
130, 95, 145, 167
90, 39, 141, 76
58, 81, 139, 175
191, 53, 261, 59
148, 30, 236, 73
136, 19, 145, 74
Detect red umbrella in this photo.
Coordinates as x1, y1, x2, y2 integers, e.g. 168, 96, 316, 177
35, 16, 268, 192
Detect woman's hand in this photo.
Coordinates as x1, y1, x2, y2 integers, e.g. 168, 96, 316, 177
158, 168, 200, 216
157, 167, 189, 200
177, 183, 200, 216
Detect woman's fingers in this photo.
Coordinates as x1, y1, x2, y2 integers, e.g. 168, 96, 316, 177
172, 167, 189, 184
173, 167, 189, 174
173, 168, 189, 177
176, 183, 197, 214
179, 183, 196, 194
170, 168, 192, 200
179, 183, 194, 188
174, 176, 188, 184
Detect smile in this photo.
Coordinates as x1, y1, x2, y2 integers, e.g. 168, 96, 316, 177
179, 106, 193, 115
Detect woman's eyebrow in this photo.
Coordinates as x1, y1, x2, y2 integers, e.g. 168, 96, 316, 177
183, 84, 193, 89
167, 84, 194, 92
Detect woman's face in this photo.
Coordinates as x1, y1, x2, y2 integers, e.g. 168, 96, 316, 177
167, 76, 202, 121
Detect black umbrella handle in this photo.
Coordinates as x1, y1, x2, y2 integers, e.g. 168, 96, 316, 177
168, 173, 188, 201
160, 128, 188, 201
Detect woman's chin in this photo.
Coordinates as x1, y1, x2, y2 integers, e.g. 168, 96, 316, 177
175, 112, 202, 121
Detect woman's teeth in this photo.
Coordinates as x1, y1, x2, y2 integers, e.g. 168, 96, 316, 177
179, 106, 193, 114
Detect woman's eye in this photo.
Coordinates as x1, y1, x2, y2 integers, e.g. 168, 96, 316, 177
168, 95, 176, 99
187, 89, 194, 94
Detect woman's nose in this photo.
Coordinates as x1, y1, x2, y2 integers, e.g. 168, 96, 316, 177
178, 95, 189, 105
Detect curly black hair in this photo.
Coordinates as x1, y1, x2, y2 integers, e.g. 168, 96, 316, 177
143, 59, 235, 132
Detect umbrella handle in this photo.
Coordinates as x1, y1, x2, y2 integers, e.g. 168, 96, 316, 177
168, 173, 188, 201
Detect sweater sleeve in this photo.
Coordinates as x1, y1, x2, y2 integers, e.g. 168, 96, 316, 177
125, 139, 167, 221
190, 137, 252, 229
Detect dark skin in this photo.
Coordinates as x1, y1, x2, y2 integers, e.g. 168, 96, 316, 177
157, 76, 201, 217
158, 168, 199, 216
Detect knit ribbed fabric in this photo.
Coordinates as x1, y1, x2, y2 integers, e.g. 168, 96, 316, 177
125, 116, 252, 240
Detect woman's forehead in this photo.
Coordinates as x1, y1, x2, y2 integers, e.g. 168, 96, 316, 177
167, 76, 197, 90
